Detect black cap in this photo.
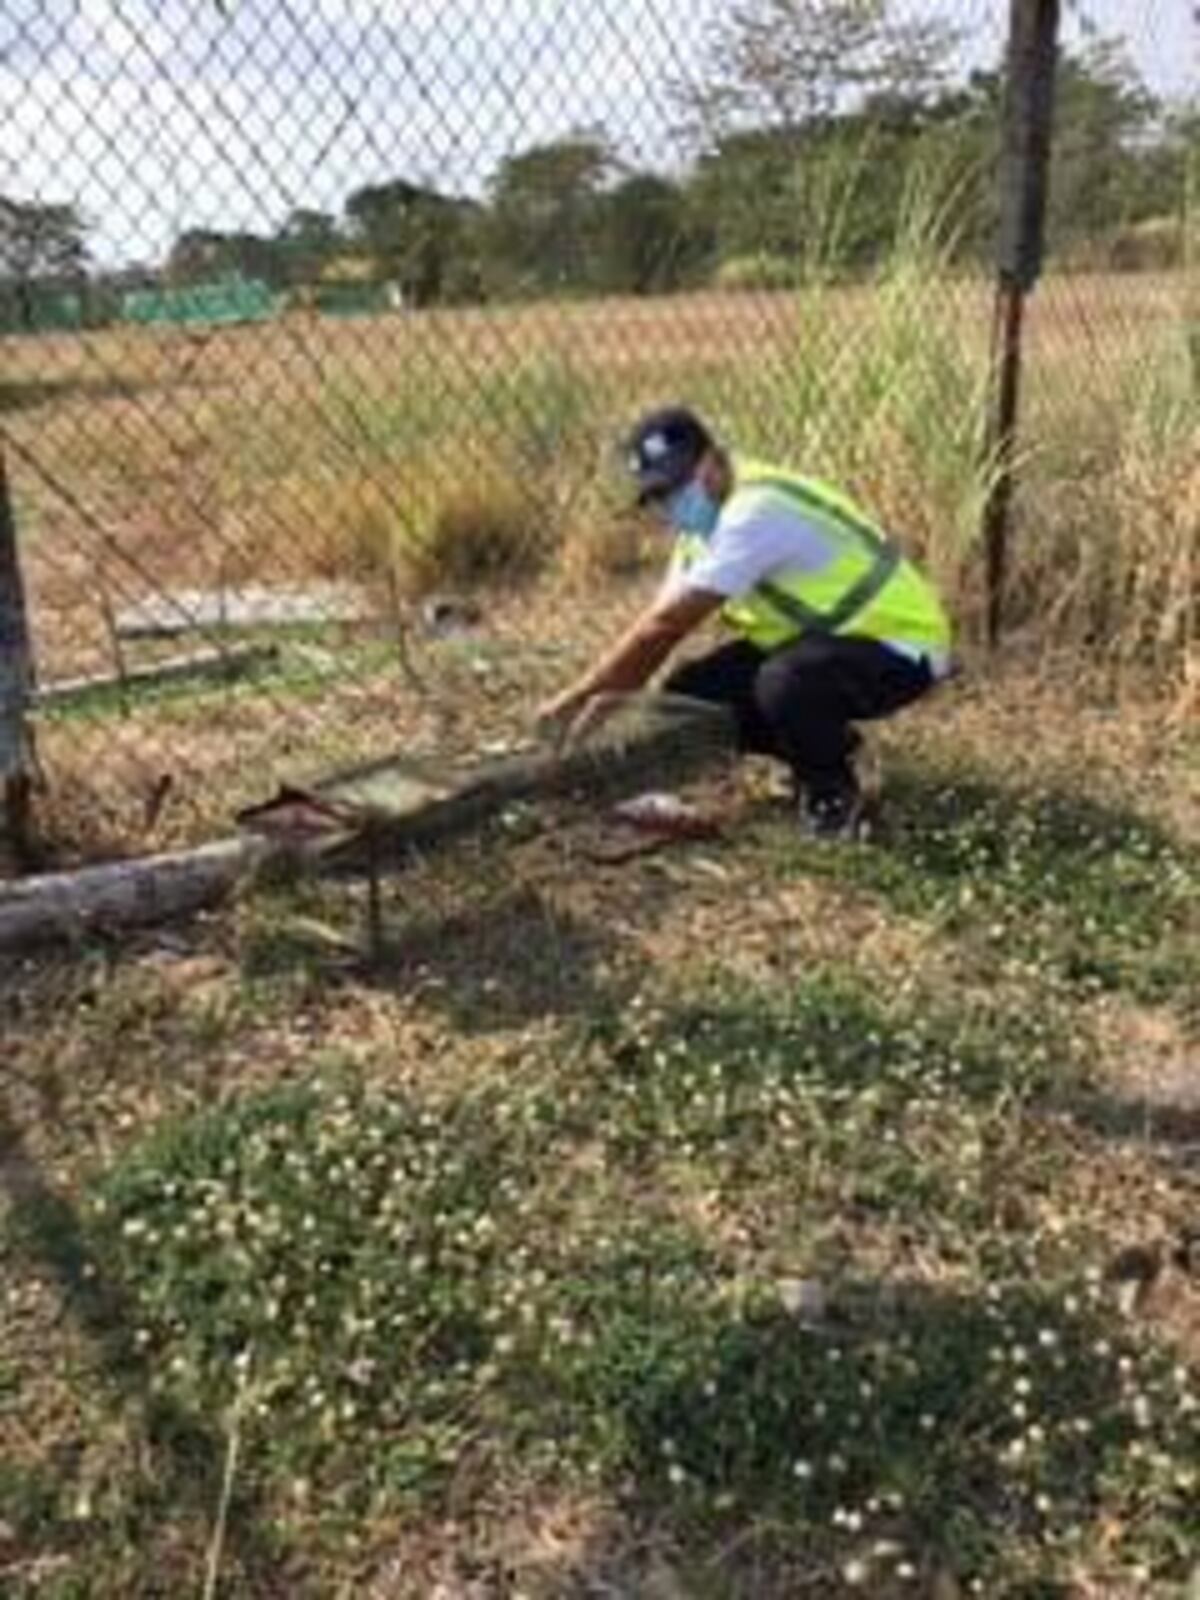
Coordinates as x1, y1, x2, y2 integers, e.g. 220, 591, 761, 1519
624, 406, 714, 504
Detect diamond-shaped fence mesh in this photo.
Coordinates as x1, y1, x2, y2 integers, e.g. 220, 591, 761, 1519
0, 0, 1196, 862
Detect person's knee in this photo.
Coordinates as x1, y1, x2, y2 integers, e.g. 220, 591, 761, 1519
665, 642, 759, 704
753, 649, 808, 724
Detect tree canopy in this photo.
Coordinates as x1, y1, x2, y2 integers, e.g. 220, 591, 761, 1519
0, 198, 88, 283
4, 15, 1197, 321
674, 0, 962, 142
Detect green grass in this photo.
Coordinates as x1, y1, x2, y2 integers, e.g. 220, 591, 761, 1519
3, 687, 1199, 1597
55, 969, 1193, 1592
778, 757, 1200, 1007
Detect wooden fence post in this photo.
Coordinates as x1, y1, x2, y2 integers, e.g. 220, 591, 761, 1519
0, 446, 36, 862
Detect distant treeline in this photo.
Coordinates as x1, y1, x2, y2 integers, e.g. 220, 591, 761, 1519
2, 26, 1196, 332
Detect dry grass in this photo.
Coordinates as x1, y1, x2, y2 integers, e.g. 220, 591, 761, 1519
0, 268, 1196, 864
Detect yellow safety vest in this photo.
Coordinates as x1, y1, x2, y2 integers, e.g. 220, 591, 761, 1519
676, 458, 952, 656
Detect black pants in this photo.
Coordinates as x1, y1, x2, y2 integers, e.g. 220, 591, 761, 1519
665, 634, 933, 795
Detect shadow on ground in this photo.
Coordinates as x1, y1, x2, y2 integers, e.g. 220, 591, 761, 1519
393, 1273, 1197, 1599
364, 880, 636, 1031
755, 759, 1200, 1006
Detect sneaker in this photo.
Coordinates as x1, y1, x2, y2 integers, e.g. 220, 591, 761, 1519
801, 786, 864, 841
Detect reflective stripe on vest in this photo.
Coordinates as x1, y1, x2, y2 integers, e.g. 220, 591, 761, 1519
744, 470, 901, 637
674, 461, 950, 654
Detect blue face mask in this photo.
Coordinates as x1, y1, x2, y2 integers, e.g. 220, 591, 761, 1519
665, 479, 720, 537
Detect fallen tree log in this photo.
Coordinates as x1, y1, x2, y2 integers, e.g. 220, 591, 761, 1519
241, 694, 738, 870
1, 695, 738, 954
0, 836, 275, 953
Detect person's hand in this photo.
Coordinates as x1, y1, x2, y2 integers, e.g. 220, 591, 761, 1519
534, 688, 586, 749
535, 689, 619, 753
563, 693, 616, 748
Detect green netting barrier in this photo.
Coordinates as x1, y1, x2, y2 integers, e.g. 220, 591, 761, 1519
121, 277, 277, 327
0, 287, 86, 334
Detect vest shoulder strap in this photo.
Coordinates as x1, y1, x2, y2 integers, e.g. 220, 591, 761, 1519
739, 466, 902, 635
739, 467, 893, 559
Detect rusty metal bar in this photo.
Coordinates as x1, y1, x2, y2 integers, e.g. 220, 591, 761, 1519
983, 0, 1061, 646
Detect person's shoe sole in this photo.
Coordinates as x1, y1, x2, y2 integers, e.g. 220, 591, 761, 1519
799, 793, 866, 841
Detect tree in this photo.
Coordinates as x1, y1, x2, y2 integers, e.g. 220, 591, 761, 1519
274, 208, 342, 286
681, 76, 1000, 284
166, 228, 284, 287
594, 173, 697, 294
675, 0, 960, 144
1045, 37, 1159, 251
0, 197, 89, 330
484, 134, 616, 298
0, 198, 88, 281
684, 127, 807, 267
343, 179, 480, 306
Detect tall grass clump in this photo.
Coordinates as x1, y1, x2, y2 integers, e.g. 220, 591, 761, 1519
290, 354, 634, 596
729, 145, 1001, 627
1032, 321, 1199, 691
474, 355, 653, 588
1013, 179, 1199, 696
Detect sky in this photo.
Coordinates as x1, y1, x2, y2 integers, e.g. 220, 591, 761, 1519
1, 0, 1196, 268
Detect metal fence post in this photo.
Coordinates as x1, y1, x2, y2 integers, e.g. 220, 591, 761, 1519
0, 447, 36, 859
983, 0, 1061, 647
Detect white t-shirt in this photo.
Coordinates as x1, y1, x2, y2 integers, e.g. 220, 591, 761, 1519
660, 484, 837, 602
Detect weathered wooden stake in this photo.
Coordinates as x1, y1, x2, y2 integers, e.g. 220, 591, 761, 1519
0, 447, 36, 863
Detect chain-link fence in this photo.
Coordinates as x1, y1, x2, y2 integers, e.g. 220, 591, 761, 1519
1, 0, 1196, 865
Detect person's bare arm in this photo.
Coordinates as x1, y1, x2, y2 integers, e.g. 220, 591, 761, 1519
537, 587, 722, 731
